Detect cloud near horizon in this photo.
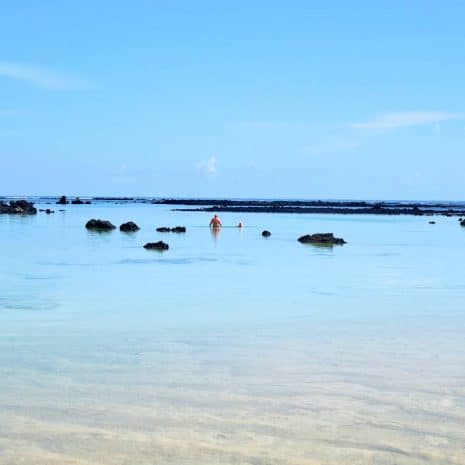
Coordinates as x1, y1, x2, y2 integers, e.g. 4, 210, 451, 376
349, 111, 463, 130
196, 156, 217, 176
0, 61, 93, 90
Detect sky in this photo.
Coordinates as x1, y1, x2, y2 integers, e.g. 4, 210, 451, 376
1, 1, 464, 200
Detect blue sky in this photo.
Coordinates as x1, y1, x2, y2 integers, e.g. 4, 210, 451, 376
1, 1, 464, 199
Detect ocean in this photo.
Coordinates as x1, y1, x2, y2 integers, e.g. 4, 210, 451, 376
1, 199, 464, 464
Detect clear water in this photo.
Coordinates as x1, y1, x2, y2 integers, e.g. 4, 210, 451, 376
1, 202, 465, 464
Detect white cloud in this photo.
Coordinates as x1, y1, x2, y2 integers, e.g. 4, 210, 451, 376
196, 156, 217, 176
349, 111, 463, 130
0, 61, 92, 90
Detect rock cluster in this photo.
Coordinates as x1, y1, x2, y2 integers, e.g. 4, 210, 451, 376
57, 195, 91, 205
156, 226, 187, 233
85, 219, 116, 230
144, 241, 169, 250
262, 230, 271, 237
120, 221, 140, 232
298, 233, 346, 245
0, 200, 37, 215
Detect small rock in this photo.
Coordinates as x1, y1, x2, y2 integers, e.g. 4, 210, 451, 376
144, 241, 169, 250
171, 226, 186, 233
156, 227, 171, 232
461, 220, 465, 227
85, 219, 116, 230
429, 221, 436, 224
56, 195, 68, 205
72, 197, 84, 204
120, 221, 140, 232
45, 209, 54, 214
298, 233, 346, 245
262, 230, 271, 237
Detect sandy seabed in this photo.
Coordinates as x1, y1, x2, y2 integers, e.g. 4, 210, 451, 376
1, 318, 464, 465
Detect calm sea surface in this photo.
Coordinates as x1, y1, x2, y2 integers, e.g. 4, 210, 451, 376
1, 201, 465, 464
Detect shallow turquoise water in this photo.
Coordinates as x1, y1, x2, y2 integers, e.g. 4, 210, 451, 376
1, 202, 465, 464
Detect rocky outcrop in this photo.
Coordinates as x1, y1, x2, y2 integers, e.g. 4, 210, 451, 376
0, 200, 37, 215
120, 221, 140, 232
56, 196, 68, 205
156, 226, 186, 233
298, 233, 346, 245
144, 241, 169, 250
85, 219, 116, 230
262, 230, 271, 237
72, 197, 91, 204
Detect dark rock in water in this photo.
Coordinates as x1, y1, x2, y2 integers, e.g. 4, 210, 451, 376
0, 199, 37, 215
45, 208, 54, 214
429, 221, 436, 224
262, 230, 271, 237
56, 195, 68, 205
71, 197, 90, 204
298, 233, 346, 245
156, 226, 187, 233
144, 241, 169, 250
171, 226, 186, 233
120, 221, 140, 232
85, 219, 116, 230
461, 220, 465, 227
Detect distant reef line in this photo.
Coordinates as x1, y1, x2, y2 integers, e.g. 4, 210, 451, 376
152, 198, 464, 209
2, 196, 465, 217
151, 199, 465, 217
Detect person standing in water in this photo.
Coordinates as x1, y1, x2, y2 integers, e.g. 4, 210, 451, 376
209, 214, 223, 228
